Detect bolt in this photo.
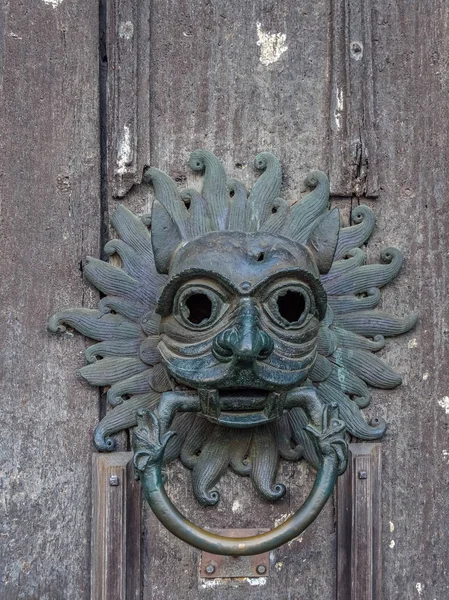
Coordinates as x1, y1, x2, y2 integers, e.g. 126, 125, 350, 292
109, 475, 120, 486
358, 470, 367, 480
205, 564, 215, 575
256, 564, 267, 575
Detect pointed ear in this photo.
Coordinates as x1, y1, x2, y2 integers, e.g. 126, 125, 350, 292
151, 200, 183, 274
306, 208, 340, 274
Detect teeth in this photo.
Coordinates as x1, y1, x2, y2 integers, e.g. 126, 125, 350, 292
199, 389, 220, 419
198, 388, 287, 426
264, 392, 286, 420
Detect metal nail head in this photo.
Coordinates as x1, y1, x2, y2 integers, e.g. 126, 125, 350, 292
205, 564, 215, 575
256, 564, 267, 575
109, 475, 120, 486
358, 470, 367, 479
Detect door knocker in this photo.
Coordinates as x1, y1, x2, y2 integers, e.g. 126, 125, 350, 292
49, 150, 417, 555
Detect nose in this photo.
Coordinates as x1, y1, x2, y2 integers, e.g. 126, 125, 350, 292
212, 299, 274, 362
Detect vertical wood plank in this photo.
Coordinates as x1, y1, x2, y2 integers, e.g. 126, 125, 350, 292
0, 1, 100, 597
126, 460, 143, 599
91, 453, 141, 600
337, 444, 382, 600
107, 0, 150, 198
329, 0, 378, 198
370, 3, 449, 597
138, 1, 337, 597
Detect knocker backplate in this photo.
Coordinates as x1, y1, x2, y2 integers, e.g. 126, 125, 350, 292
200, 529, 269, 579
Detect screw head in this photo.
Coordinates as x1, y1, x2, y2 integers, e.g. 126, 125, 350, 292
205, 564, 215, 575
109, 475, 120, 486
358, 470, 367, 480
256, 564, 267, 575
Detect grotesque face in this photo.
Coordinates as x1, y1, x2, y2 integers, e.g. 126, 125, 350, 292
49, 150, 416, 508
156, 231, 327, 427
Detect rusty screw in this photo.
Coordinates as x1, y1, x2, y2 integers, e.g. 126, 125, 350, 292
358, 470, 367, 480
109, 475, 120, 486
205, 564, 215, 575
256, 565, 267, 575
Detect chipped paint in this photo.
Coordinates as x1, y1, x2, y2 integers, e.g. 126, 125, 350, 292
246, 577, 267, 586
335, 87, 344, 130
416, 582, 424, 595
116, 125, 132, 175
256, 22, 288, 66
42, 0, 64, 6
119, 21, 134, 40
288, 535, 303, 547
199, 578, 223, 589
274, 513, 291, 527
389, 521, 395, 532
231, 499, 242, 513
275, 561, 283, 571
423, 372, 429, 381
438, 396, 449, 414
443, 449, 449, 463
408, 338, 418, 348
199, 576, 267, 589
389, 540, 395, 548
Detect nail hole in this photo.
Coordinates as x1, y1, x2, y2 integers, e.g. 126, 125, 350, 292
257, 252, 265, 262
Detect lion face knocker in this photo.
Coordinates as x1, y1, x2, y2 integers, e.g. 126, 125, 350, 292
158, 229, 330, 427
49, 150, 417, 555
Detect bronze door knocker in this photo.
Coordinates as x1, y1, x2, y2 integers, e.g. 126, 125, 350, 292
49, 150, 416, 555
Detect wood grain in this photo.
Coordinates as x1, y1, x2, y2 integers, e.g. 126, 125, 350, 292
337, 444, 382, 600
106, 0, 151, 198
0, 1, 100, 598
91, 453, 141, 600
137, 1, 337, 598
2, 0, 449, 597
140, 0, 333, 214
368, 1, 449, 598
329, 0, 379, 198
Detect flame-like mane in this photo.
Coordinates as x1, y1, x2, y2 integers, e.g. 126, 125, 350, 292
49, 150, 417, 503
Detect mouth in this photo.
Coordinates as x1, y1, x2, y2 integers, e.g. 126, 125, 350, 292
199, 388, 287, 428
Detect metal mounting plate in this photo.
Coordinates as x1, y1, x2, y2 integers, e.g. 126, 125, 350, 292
200, 529, 270, 579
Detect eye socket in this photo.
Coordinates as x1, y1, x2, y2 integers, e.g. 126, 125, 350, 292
277, 290, 306, 323
174, 285, 227, 329
264, 283, 314, 328
184, 293, 212, 324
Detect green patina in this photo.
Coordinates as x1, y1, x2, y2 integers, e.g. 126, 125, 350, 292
49, 149, 417, 554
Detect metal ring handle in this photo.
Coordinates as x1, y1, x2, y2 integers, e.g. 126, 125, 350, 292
133, 408, 347, 556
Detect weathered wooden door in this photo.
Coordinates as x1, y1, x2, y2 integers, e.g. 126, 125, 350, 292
2, 1, 449, 598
